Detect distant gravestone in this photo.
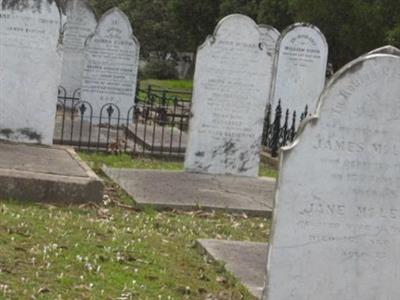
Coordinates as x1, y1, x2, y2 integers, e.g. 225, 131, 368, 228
258, 24, 280, 55
60, 0, 97, 98
80, 8, 139, 120
0, 0, 63, 145
271, 23, 328, 121
185, 14, 274, 177
368, 45, 400, 56
263, 53, 400, 299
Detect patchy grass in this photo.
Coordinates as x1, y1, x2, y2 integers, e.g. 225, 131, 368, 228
79, 152, 278, 179
0, 198, 269, 299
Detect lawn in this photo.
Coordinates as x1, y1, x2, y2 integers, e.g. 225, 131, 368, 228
0, 153, 272, 299
140, 79, 193, 92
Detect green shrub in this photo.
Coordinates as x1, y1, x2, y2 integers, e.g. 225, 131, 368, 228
142, 59, 178, 80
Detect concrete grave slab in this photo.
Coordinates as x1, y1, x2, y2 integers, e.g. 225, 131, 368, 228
103, 168, 275, 216
127, 123, 187, 154
0, 142, 103, 203
197, 239, 268, 299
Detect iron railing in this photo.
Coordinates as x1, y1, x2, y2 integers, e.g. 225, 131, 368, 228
54, 86, 308, 158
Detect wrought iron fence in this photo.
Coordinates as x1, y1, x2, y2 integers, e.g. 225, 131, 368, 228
54, 86, 308, 159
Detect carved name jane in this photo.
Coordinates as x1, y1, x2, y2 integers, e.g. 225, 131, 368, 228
0, 0, 63, 144
80, 8, 139, 119
271, 24, 328, 120
185, 14, 273, 177
264, 54, 400, 300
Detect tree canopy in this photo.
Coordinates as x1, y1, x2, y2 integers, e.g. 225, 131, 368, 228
90, 0, 400, 69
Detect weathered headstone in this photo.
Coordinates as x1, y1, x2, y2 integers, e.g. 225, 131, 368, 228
60, 0, 97, 98
264, 53, 400, 299
80, 7, 139, 120
0, 0, 63, 145
185, 14, 274, 177
368, 45, 400, 56
271, 23, 328, 121
258, 24, 280, 55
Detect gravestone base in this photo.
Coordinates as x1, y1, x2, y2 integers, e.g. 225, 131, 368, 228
103, 168, 275, 216
197, 239, 268, 299
0, 142, 103, 203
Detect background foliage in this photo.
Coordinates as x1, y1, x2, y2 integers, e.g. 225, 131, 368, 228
89, 0, 400, 69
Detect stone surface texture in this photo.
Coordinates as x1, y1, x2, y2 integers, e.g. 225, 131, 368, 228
60, 0, 97, 97
270, 23, 328, 119
103, 168, 275, 216
0, 0, 63, 145
80, 8, 139, 119
198, 239, 268, 299
0, 142, 103, 203
258, 24, 280, 55
185, 14, 274, 177
368, 45, 400, 56
264, 54, 400, 300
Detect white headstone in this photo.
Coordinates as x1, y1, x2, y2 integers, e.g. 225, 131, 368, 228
80, 7, 139, 119
271, 23, 328, 120
368, 45, 400, 56
185, 14, 274, 177
60, 0, 97, 98
264, 53, 400, 300
0, 0, 63, 145
258, 24, 280, 55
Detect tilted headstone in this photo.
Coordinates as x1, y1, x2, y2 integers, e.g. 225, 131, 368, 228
80, 7, 139, 120
368, 45, 400, 56
0, 0, 63, 145
60, 0, 97, 99
271, 23, 328, 122
185, 14, 274, 177
263, 53, 400, 299
258, 24, 280, 55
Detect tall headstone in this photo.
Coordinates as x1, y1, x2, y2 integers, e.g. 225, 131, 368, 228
60, 0, 97, 98
263, 53, 400, 299
80, 8, 139, 119
271, 23, 328, 121
185, 14, 274, 177
0, 0, 63, 145
258, 24, 280, 55
368, 45, 400, 56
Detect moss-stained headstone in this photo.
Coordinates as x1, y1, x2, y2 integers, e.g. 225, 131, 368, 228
185, 14, 274, 177
0, 0, 63, 144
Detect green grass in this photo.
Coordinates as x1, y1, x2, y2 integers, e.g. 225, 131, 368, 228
0, 153, 274, 298
140, 79, 193, 91
0, 200, 269, 299
80, 152, 278, 179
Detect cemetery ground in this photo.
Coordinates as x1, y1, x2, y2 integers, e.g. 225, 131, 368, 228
0, 153, 275, 299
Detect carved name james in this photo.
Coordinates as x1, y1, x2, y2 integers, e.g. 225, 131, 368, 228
80, 8, 139, 119
185, 14, 273, 177
60, 0, 97, 98
271, 24, 328, 121
264, 54, 400, 300
0, 0, 63, 144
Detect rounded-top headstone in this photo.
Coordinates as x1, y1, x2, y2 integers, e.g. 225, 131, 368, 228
60, 0, 97, 98
258, 24, 280, 55
264, 53, 400, 299
0, 0, 63, 145
271, 23, 328, 122
368, 45, 400, 56
185, 14, 274, 177
80, 7, 140, 120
